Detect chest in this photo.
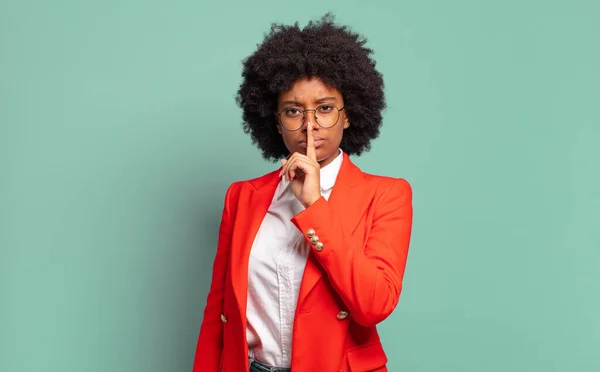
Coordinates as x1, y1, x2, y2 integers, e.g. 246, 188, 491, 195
247, 195, 309, 290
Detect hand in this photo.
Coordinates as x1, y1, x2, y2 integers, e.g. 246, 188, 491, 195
279, 122, 322, 208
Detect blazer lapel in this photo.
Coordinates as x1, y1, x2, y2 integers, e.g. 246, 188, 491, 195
229, 170, 280, 322
296, 153, 376, 309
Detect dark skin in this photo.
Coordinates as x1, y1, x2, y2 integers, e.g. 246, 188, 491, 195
276, 77, 350, 208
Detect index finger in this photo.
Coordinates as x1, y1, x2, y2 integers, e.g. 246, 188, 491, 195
306, 121, 317, 161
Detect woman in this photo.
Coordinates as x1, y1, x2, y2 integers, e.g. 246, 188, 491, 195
193, 14, 413, 372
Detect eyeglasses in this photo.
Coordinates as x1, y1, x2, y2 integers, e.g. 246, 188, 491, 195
277, 104, 345, 132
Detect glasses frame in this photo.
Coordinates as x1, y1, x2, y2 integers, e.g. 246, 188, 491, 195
276, 104, 345, 132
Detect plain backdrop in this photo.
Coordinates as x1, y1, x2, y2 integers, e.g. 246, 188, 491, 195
1, 0, 599, 371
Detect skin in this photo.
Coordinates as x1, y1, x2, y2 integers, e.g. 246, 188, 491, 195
277, 77, 350, 208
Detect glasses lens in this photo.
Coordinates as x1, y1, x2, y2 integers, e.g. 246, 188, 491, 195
280, 108, 304, 131
314, 105, 339, 128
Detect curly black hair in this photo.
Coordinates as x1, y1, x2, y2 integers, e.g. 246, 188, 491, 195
236, 13, 386, 161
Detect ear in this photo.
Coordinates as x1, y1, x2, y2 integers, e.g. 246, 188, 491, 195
343, 115, 350, 129
275, 115, 282, 134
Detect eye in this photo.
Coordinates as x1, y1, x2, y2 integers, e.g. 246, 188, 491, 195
317, 105, 334, 113
283, 108, 302, 117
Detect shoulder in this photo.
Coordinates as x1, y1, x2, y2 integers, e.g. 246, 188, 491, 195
360, 171, 412, 202
344, 153, 411, 196
222, 169, 279, 200
362, 172, 411, 188
231, 169, 280, 190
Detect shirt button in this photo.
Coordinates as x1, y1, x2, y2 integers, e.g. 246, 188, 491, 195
306, 228, 316, 237
315, 242, 324, 251
220, 314, 227, 323
310, 235, 320, 245
337, 311, 349, 320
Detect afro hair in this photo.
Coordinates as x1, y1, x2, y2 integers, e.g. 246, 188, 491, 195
236, 13, 386, 161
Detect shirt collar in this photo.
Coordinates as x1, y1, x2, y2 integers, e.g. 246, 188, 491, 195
276, 148, 344, 199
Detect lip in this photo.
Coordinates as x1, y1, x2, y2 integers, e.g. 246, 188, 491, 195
298, 138, 325, 148
299, 136, 325, 146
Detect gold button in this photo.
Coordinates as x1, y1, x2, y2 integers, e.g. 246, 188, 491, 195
337, 311, 349, 320
315, 242, 324, 251
220, 314, 227, 323
306, 228, 316, 237
310, 235, 319, 245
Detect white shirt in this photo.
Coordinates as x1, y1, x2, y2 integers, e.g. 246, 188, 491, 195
246, 149, 344, 367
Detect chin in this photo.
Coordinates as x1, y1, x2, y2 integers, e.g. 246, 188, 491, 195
316, 148, 338, 162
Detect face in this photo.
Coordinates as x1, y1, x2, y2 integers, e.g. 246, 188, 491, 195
276, 77, 349, 167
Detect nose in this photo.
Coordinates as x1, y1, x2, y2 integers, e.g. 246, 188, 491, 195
302, 111, 319, 130
301, 121, 318, 132
307, 110, 319, 122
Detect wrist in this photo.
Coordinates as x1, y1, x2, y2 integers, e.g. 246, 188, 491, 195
302, 194, 321, 208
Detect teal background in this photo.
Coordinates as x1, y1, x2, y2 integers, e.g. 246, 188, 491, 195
1, 0, 599, 371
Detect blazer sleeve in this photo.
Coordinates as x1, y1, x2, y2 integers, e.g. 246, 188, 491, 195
192, 182, 238, 371
290, 178, 413, 327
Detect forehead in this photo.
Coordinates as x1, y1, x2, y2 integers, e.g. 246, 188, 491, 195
278, 77, 342, 103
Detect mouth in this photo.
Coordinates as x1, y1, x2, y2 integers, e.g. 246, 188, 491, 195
298, 137, 325, 148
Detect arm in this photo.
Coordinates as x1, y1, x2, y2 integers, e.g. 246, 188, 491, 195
291, 178, 413, 327
192, 182, 238, 371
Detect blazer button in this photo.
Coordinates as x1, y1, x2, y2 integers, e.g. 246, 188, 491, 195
220, 314, 227, 323
315, 242, 324, 251
310, 235, 320, 245
337, 311, 349, 320
306, 228, 316, 238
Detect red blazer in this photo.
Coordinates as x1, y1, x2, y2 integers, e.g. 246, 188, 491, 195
193, 152, 413, 371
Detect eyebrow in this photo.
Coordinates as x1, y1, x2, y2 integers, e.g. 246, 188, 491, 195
281, 96, 338, 106
316, 96, 338, 103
